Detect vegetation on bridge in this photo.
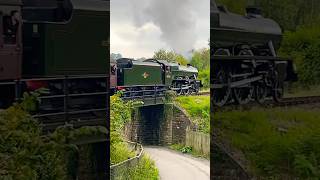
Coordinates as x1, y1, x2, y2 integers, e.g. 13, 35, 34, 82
110, 94, 159, 179
215, 107, 320, 179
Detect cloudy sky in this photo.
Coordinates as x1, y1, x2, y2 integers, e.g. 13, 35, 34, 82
111, 0, 210, 59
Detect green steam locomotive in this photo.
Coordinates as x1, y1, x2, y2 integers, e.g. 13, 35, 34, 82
110, 58, 201, 98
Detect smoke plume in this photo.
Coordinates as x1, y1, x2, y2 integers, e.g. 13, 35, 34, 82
130, 0, 197, 55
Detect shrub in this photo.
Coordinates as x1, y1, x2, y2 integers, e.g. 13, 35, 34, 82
280, 26, 320, 85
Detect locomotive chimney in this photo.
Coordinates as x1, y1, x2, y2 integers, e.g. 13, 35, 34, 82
246, 6, 262, 18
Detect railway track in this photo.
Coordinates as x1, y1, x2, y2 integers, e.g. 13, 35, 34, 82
213, 95, 320, 112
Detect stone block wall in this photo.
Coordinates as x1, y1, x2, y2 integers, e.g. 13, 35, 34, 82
124, 103, 191, 146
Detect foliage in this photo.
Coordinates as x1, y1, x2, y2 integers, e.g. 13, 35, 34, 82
110, 93, 141, 146
190, 48, 210, 70
215, 108, 320, 178
280, 26, 320, 85
170, 144, 209, 159
110, 93, 143, 165
175, 96, 210, 134
110, 142, 135, 165
126, 155, 159, 180
0, 91, 108, 180
198, 68, 210, 89
190, 48, 210, 89
110, 94, 159, 179
180, 146, 193, 154
20, 88, 49, 112
153, 49, 188, 65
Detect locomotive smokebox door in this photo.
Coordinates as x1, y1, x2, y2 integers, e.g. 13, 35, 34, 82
0, 1, 23, 80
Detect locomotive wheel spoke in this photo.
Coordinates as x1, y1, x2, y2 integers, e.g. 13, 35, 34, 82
272, 71, 284, 102
176, 83, 182, 95
255, 83, 267, 104
233, 85, 253, 105
232, 49, 254, 105
212, 68, 231, 107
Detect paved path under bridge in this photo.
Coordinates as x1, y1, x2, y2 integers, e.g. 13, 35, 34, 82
145, 146, 210, 180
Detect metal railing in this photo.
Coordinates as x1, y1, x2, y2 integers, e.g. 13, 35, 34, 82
0, 75, 108, 130
120, 85, 167, 102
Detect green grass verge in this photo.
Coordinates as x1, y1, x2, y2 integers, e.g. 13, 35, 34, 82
285, 85, 320, 98
110, 143, 159, 179
110, 142, 135, 165
170, 144, 210, 159
175, 96, 210, 134
215, 107, 320, 179
126, 155, 159, 180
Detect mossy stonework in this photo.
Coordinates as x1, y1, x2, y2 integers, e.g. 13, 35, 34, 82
124, 103, 191, 146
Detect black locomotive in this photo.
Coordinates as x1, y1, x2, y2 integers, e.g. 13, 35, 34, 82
211, 0, 297, 107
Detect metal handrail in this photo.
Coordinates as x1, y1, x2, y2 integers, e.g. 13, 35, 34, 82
120, 85, 167, 101
0, 75, 108, 127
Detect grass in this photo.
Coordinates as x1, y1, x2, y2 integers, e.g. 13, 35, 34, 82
285, 84, 320, 98
110, 143, 159, 179
170, 144, 210, 159
215, 107, 320, 179
110, 142, 135, 165
127, 155, 159, 180
175, 96, 210, 134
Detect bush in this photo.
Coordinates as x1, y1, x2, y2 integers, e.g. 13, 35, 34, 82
198, 69, 210, 89
0, 92, 108, 180
280, 26, 320, 85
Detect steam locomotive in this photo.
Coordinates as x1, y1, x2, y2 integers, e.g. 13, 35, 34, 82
0, 0, 109, 130
211, 0, 297, 107
110, 58, 201, 98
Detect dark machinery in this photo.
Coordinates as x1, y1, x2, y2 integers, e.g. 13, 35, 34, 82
211, 0, 297, 107
0, 0, 109, 130
110, 58, 201, 99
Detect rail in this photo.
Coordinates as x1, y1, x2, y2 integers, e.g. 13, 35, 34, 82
213, 96, 320, 111
110, 141, 144, 180
0, 75, 108, 130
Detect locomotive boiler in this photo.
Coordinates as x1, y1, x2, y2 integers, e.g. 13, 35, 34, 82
211, 0, 297, 107
0, 0, 109, 130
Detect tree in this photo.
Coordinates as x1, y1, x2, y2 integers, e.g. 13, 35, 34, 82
190, 48, 210, 70
153, 49, 188, 65
175, 54, 188, 66
153, 49, 177, 63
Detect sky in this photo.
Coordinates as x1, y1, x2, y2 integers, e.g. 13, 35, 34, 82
111, 0, 210, 59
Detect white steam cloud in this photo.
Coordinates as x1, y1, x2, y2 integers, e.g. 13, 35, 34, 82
130, 0, 198, 55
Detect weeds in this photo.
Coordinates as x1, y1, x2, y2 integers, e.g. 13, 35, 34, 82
216, 108, 320, 178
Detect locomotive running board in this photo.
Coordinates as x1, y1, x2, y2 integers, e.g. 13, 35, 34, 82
211, 75, 263, 89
